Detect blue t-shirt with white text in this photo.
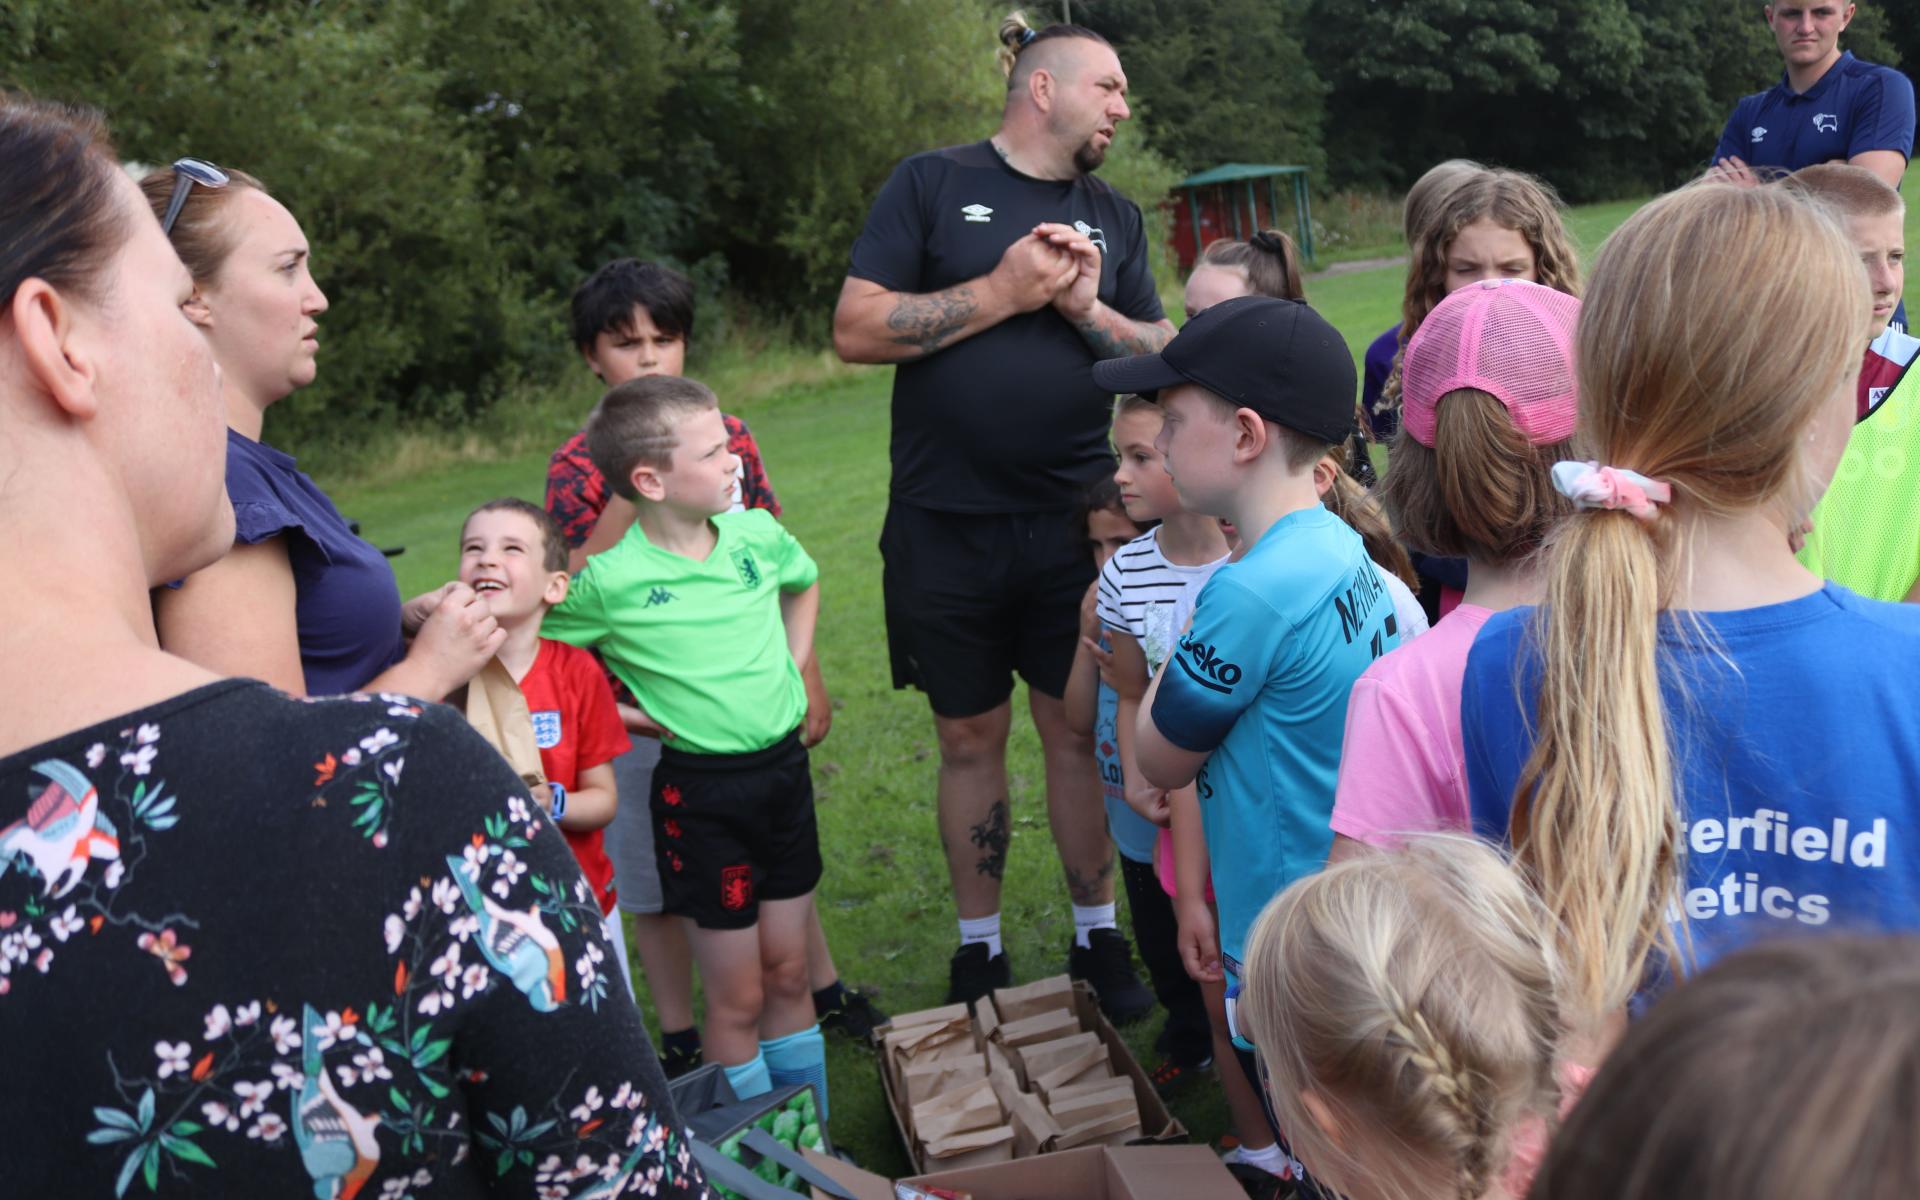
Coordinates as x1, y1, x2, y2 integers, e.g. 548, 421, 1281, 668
1095, 677, 1158, 865
1150, 507, 1404, 966
1462, 585, 1920, 976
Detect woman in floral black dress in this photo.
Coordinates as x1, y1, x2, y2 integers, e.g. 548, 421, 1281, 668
0, 97, 708, 1200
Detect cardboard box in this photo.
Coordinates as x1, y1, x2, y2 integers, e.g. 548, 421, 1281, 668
868, 978, 1186, 1173
804, 1145, 1245, 1200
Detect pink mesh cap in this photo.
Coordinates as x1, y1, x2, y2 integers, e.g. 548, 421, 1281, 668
1400, 279, 1581, 448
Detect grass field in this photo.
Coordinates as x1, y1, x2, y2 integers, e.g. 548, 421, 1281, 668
323, 177, 1920, 1173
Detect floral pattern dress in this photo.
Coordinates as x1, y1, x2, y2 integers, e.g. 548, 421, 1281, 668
0, 680, 708, 1199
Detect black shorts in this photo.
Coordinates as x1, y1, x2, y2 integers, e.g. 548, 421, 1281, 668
650, 729, 822, 931
880, 500, 1095, 718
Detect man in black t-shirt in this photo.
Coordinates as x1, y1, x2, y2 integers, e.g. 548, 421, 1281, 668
834, 20, 1172, 1014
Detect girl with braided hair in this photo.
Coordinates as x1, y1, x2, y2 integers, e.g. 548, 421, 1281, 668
1241, 836, 1583, 1200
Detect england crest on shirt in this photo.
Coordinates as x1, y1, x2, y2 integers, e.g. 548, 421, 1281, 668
531, 710, 562, 749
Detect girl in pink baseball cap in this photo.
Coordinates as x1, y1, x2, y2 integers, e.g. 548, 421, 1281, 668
1329, 278, 1580, 862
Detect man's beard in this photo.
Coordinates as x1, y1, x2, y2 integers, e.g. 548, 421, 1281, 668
1073, 136, 1107, 175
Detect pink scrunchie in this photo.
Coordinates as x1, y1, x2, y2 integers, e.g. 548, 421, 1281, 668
1550, 461, 1672, 522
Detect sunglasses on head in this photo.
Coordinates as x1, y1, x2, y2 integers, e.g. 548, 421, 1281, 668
159, 158, 230, 237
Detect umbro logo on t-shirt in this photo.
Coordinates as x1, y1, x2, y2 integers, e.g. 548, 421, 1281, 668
1751, 126, 1769, 143
962, 203, 993, 223
1814, 113, 1839, 133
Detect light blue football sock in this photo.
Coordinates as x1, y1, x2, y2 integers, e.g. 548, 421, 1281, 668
761, 1024, 829, 1122
722, 1051, 772, 1100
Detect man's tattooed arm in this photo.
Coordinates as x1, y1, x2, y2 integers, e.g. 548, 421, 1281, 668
886, 285, 980, 357
1073, 305, 1175, 359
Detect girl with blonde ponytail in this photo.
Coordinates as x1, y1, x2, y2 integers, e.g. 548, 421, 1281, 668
1459, 181, 1920, 1029
1242, 836, 1580, 1200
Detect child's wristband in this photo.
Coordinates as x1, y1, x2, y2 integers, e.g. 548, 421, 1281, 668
548, 782, 567, 820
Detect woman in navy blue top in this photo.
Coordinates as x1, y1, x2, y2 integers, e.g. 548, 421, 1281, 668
142, 165, 501, 699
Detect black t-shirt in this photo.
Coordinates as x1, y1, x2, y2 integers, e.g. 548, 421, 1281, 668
0, 680, 708, 1198
849, 141, 1165, 513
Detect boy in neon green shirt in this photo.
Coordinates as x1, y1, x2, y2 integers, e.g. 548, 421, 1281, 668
542, 374, 831, 1113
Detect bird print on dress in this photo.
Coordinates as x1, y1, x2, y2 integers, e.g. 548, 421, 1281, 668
296, 1004, 384, 1200
445, 854, 567, 1011
0, 759, 121, 898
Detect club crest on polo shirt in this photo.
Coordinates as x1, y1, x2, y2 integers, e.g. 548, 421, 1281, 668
961, 203, 993, 223
531, 710, 562, 749
730, 546, 763, 589
1814, 113, 1839, 133
1752, 126, 1769, 143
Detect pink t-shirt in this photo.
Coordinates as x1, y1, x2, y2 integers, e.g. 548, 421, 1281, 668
1329, 604, 1495, 846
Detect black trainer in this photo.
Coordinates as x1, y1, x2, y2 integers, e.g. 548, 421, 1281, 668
657, 1039, 703, 1080
818, 986, 890, 1042
944, 942, 1012, 1007
1068, 927, 1156, 1025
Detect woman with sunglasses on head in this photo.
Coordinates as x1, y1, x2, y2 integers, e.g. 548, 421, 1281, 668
141, 160, 499, 700
0, 96, 706, 1196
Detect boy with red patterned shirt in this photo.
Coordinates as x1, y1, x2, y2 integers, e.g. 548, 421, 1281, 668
457, 499, 634, 977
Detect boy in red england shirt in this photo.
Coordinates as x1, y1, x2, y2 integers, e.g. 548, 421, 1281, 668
459, 498, 635, 990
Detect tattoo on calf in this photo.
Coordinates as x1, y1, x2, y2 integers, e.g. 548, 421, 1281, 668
1065, 858, 1115, 906
887, 286, 978, 355
970, 799, 1010, 881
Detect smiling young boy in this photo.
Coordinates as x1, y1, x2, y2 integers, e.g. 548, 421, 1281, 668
1095, 296, 1400, 1181
540, 375, 832, 1114
457, 499, 632, 971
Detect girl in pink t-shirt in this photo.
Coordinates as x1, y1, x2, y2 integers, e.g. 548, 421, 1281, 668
1330, 278, 1581, 856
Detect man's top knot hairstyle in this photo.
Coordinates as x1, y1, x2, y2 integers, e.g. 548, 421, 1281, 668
996, 10, 1112, 85
583, 375, 719, 502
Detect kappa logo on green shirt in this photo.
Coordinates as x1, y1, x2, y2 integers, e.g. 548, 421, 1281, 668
730, 546, 763, 589
644, 587, 677, 607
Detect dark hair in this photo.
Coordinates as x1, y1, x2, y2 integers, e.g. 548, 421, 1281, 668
1529, 935, 1920, 1200
585, 374, 719, 500
0, 96, 128, 308
1380, 389, 1573, 563
463, 498, 568, 574
137, 163, 268, 284
1197, 230, 1307, 302
1074, 474, 1153, 541
997, 10, 1113, 85
569, 258, 695, 354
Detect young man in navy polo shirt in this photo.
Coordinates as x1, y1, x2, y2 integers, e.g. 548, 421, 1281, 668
1710, 3, 1914, 189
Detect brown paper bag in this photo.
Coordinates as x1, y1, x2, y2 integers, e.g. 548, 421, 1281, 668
900, 1052, 989, 1109
1047, 1081, 1141, 1151
991, 975, 1075, 1024
911, 1077, 1004, 1142
1012, 1031, 1103, 1087
1045, 1076, 1133, 1110
463, 657, 547, 790
1032, 1039, 1113, 1100
991, 1006, 1081, 1049
919, 1124, 1015, 1169
989, 1069, 1063, 1159
887, 1003, 971, 1031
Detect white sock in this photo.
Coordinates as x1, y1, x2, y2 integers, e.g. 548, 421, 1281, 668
958, 913, 1003, 959
1238, 1140, 1284, 1175
1072, 902, 1117, 949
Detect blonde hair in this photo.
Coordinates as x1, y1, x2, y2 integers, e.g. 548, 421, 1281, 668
1382, 169, 1580, 416
1196, 230, 1307, 303
1242, 836, 1565, 1200
1785, 161, 1906, 221
1513, 182, 1865, 1022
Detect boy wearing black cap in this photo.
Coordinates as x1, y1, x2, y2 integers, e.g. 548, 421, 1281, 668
1095, 294, 1402, 1087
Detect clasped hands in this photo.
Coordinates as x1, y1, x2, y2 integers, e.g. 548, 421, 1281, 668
990, 222, 1105, 323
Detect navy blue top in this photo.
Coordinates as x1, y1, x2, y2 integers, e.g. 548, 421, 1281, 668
1361, 323, 1400, 441
1714, 51, 1915, 171
225, 429, 405, 695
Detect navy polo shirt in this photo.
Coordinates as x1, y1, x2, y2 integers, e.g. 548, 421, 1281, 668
1714, 51, 1915, 172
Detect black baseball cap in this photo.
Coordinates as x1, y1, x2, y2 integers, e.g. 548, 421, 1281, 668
1091, 295, 1358, 444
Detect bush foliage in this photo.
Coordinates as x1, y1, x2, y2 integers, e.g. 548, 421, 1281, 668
3, 1, 1903, 440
